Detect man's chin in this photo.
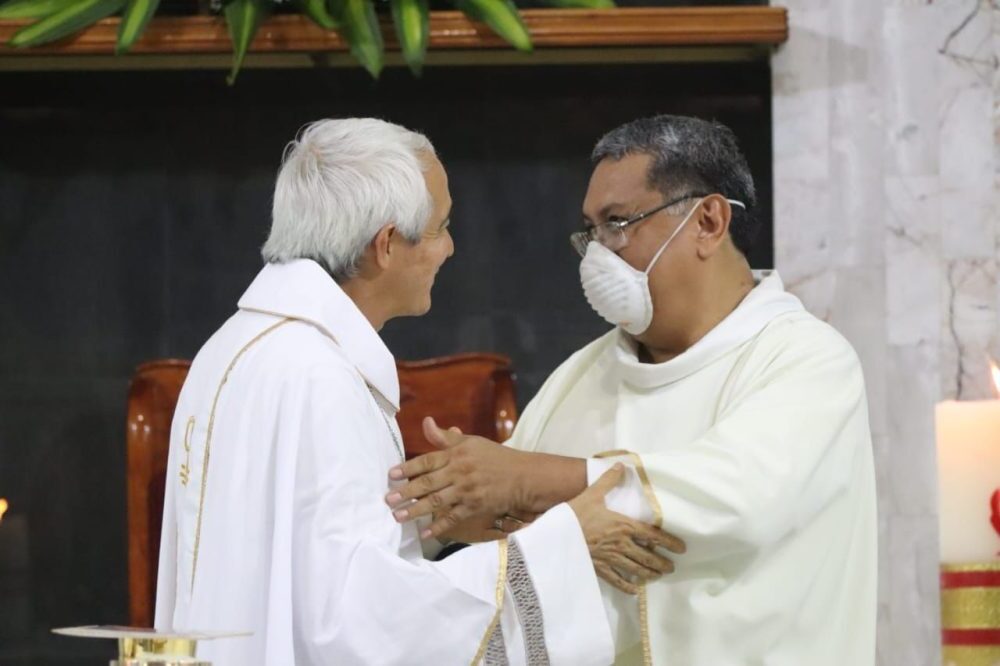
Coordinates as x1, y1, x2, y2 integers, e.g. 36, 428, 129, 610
402, 296, 433, 318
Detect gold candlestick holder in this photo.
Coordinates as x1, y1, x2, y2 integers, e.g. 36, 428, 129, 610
52, 625, 252, 665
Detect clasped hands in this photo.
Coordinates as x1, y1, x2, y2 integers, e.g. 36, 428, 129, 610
384, 417, 685, 594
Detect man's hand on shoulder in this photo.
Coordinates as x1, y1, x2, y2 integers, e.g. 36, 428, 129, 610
569, 464, 686, 594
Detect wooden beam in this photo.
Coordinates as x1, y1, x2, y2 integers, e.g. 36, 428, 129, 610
0, 7, 787, 57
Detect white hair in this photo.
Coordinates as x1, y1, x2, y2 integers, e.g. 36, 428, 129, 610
263, 118, 436, 281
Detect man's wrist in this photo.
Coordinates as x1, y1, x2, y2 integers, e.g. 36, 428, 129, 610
515, 452, 587, 514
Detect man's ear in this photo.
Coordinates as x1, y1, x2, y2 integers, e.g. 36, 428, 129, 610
695, 195, 732, 260
372, 224, 397, 270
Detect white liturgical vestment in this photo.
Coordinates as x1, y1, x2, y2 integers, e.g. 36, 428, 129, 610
155, 259, 614, 666
508, 272, 877, 666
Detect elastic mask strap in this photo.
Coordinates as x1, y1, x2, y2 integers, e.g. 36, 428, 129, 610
642, 198, 747, 276
643, 197, 703, 276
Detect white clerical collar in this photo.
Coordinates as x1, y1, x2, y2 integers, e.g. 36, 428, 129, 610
237, 259, 400, 411
613, 270, 804, 388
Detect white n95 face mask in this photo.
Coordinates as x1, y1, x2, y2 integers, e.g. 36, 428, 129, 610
579, 197, 745, 335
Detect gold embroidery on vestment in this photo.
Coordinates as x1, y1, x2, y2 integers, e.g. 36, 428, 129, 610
190, 318, 293, 593
471, 539, 510, 665
179, 416, 195, 487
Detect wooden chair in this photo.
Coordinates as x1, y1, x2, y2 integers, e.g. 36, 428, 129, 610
126, 353, 518, 627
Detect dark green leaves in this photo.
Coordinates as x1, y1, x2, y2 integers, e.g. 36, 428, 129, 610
340, 0, 383, 77
116, 0, 161, 53
297, 0, 338, 30
452, 0, 530, 52
224, 0, 270, 85
0, 0, 77, 20
390, 0, 427, 75
9, 0, 125, 47
0, 0, 581, 81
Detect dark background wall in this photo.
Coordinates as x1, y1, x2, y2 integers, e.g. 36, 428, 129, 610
0, 60, 771, 663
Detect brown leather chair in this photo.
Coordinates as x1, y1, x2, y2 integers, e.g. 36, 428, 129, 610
126, 353, 518, 627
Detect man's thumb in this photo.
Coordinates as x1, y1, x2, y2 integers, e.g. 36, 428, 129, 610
422, 416, 462, 449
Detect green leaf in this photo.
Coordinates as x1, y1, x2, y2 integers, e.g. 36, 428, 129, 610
224, 0, 269, 85
453, 0, 531, 52
540, 0, 613, 8
0, 0, 76, 21
9, 0, 125, 47
116, 0, 161, 54
390, 0, 427, 75
297, 0, 338, 30
340, 0, 383, 78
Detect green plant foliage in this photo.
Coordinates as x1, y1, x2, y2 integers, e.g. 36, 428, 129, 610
340, 0, 383, 77
390, 0, 427, 75
116, 0, 161, 53
0, 0, 76, 21
1, 0, 616, 80
297, 0, 338, 30
452, 0, 531, 52
224, 0, 270, 84
9, 0, 125, 47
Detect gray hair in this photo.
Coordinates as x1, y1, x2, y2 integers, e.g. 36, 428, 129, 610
592, 115, 759, 256
263, 118, 436, 282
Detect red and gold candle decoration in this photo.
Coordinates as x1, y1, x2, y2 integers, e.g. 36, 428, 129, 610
940, 563, 1000, 666
936, 361, 1000, 666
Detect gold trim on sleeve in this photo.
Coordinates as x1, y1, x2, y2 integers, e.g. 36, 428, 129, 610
190, 318, 293, 593
637, 587, 652, 666
471, 539, 510, 665
594, 449, 663, 525
594, 449, 662, 666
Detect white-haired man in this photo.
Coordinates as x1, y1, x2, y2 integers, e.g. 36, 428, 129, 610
154, 118, 683, 666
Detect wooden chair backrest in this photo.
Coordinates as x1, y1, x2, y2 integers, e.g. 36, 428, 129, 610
126, 353, 518, 626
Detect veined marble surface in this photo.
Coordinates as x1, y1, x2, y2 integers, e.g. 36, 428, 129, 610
772, 1, 1000, 664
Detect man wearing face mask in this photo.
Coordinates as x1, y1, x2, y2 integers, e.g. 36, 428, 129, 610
387, 115, 878, 665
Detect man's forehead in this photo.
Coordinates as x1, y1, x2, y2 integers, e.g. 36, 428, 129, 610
593, 154, 659, 192
423, 154, 449, 194
583, 153, 660, 215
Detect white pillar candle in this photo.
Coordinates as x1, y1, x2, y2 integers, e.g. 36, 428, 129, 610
935, 400, 1000, 563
